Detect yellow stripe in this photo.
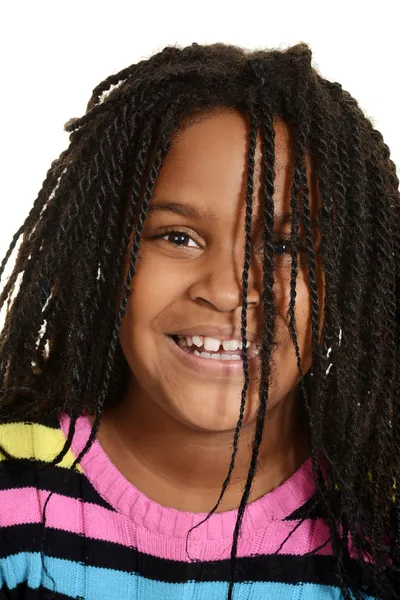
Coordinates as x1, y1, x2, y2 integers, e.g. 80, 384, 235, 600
0, 422, 82, 472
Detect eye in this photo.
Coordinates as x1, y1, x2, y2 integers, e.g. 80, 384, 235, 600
163, 232, 198, 247
252, 235, 291, 256
157, 229, 200, 248
274, 239, 291, 255
273, 235, 306, 256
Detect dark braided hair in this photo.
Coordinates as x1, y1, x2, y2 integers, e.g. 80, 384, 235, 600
0, 42, 399, 599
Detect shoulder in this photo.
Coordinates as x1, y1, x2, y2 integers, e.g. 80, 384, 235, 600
0, 414, 80, 526
0, 415, 65, 463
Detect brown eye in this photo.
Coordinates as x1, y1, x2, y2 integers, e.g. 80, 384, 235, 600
162, 231, 197, 248
253, 237, 292, 256
275, 240, 291, 255
159, 230, 199, 248
274, 236, 306, 256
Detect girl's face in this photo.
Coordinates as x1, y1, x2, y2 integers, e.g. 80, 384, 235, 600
119, 109, 322, 432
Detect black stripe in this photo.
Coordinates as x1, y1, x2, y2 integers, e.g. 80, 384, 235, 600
0, 524, 377, 592
0, 582, 74, 599
0, 461, 115, 512
0, 415, 62, 429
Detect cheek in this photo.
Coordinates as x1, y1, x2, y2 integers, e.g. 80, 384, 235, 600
274, 267, 311, 320
119, 255, 178, 391
119, 252, 192, 349
258, 272, 312, 405
273, 268, 313, 365
272, 258, 325, 379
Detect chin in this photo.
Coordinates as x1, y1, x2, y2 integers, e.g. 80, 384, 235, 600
168, 390, 258, 433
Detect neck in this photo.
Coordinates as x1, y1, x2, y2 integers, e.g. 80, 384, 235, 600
95, 380, 309, 513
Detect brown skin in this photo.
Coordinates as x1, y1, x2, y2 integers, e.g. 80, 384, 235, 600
95, 109, 323, 513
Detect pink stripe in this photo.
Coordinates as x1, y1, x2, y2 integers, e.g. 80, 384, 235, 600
1, 487, 333, 561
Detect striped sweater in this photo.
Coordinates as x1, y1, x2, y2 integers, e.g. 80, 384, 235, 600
0, 414, 376, 599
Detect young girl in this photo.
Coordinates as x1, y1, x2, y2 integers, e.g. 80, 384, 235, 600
0, 42, 399, 600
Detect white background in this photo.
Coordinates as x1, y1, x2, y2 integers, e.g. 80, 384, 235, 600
0, 0, 399, 298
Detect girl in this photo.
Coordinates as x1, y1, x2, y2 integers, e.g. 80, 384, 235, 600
0, 42, 399, 600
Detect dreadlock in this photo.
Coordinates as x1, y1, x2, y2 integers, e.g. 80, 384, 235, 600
0, 41, 399, 599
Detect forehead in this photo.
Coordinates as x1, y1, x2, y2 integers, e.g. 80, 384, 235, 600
151, 108, 316, 226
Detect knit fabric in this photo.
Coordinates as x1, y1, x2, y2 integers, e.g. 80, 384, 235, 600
0, 414, 375, 599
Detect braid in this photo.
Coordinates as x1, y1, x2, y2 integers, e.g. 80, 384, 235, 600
227, 103, 278, 598
185, 113, 258, 564
227, 114, 258, 598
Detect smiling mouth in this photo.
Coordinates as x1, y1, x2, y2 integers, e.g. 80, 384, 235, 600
169, 334, 260, 361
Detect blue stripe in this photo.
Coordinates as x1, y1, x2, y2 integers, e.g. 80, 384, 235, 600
0, 552, 374, 599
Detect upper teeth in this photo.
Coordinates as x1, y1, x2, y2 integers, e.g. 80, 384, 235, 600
184, 335, 251, 351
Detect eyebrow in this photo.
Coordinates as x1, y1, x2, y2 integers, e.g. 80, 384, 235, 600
148, 202, 313, 227
275, 212, 291, 226
275, 211, 319, 227
148, 201, 217, 220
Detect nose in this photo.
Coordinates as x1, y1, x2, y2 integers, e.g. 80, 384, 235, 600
188, 248, 260, 313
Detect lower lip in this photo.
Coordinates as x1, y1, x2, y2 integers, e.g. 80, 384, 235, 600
165, 335, 259, 377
